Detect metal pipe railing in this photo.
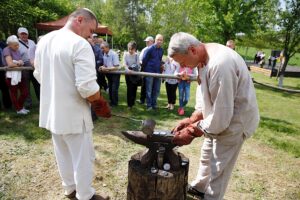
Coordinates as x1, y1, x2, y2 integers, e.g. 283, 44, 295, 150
0, 66, 198, 81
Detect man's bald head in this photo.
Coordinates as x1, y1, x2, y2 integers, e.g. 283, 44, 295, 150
155, 34, 163, 48
69, 8, 98, 28
65, 8, 98, 39
226, 40, 235, 50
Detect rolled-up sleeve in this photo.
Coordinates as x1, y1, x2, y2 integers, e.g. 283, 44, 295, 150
74, 42, 99, 98
33, 45, 41, 83
198, 64, 238, 134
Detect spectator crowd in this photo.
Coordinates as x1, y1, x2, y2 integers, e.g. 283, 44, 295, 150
0, 26, 236, 117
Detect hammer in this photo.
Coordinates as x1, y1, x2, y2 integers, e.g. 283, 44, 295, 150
111, 114, 156, 135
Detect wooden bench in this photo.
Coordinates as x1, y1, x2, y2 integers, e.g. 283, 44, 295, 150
250, 65, 272, 76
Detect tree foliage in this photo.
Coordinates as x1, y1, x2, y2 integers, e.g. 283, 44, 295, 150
0, 0, 74, 40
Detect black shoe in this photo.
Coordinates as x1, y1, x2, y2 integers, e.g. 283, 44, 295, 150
65, 190, 77, 200
90, 194, 110, 200
187, 184, 205, 199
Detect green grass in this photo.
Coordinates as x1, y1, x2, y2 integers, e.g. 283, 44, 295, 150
0, 74, 300, 157
251, 72, 300, 90
236, 46, 300, 67
250, 72, 300, 157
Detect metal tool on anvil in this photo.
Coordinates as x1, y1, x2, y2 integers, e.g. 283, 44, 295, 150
121, 119, 184, 171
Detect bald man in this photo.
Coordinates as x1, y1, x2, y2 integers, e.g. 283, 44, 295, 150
142, 34, 164, 110
34, 8, 110, 200
226, 40, 235, 50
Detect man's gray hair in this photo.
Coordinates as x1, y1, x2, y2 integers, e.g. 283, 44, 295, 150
69, 8, 98, 26
100, 41, 110, 48
168, 32, 201, 57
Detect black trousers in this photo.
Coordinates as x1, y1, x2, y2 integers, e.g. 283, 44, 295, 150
165, 82, 178, 104
106, 74, 120, 106
140, 77, 146, 103
97, 72, 108, 91
125, 76, 139, 107
23, 70, 40, 106
0, 71, 12, 109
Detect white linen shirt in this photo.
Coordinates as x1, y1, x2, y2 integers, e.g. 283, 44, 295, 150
34, 29, 99, 134
196, 43, 259, 139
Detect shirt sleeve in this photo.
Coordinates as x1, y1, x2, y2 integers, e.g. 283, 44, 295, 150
139, 49, 144, 63
142, 46, 152, 67
73, 42, 99, 99
194, 85, 203, 111
33, 45, 41, 83
112, 52, 120, 69
123, 52, 129, 71
198, 63, 238, 135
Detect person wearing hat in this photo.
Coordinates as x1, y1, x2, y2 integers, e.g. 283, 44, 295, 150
138, 36, 154, 104
17, 27, 40, 108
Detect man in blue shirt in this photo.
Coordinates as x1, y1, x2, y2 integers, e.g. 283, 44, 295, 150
100, 42, 120, 106
142, 34, 164, 110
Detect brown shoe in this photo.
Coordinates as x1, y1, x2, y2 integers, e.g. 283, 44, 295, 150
65, 190, 77, 199
90, 194, 110, 200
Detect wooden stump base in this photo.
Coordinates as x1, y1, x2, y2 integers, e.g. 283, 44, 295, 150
127, 150, 189, 200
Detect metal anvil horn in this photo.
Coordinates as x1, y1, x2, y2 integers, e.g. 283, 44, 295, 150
122, 119, 182, 171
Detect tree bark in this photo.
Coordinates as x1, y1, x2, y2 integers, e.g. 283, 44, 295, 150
127, 150, 189, 200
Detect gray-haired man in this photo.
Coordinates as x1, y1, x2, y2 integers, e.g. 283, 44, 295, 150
169, 32, 259, 200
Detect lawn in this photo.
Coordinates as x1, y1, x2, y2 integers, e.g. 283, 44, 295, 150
251, 71, 300, 90
236, 46, 300, 67
0, 74, 299, 199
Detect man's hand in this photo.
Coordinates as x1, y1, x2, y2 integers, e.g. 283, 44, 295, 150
172, 111, 203, 132
88, 92, 111, 118
172, 122, 204, 146
91, 96, 111, 118
172, 117, 192, 132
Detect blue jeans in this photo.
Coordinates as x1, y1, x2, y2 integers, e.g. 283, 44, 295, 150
178, 81, 190, 108
145, 76, 161, 108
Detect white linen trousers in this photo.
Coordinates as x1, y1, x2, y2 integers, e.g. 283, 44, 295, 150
52, 131, 96, 200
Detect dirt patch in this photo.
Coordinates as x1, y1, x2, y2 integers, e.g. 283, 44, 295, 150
0, 134, 299, 200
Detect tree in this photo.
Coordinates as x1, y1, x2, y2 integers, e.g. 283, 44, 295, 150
0, 0, 74, 41
188, 0, 276, 44
277, 0, 300, 86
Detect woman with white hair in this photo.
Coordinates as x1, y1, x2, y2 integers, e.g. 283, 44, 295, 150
2, 35, 29, 114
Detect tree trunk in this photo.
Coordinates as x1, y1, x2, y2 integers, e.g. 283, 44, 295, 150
127, 150, 189, 200
277, 54, 290, 87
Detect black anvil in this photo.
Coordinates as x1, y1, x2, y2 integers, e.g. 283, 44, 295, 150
122, 119, 186, 171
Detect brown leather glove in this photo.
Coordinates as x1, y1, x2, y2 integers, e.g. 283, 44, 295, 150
91, 96, 111, 118
172, 111, 203, 132
173, 122, 204, 146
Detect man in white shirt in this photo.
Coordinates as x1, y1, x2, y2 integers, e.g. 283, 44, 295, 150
34, 8, 111, 200
99, 42, 120, 106
138, 36, 154, 104
168, 32, 260, 200
17, 27, 40, 107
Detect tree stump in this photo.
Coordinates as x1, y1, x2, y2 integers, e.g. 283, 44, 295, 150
127, 149, 189, 200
